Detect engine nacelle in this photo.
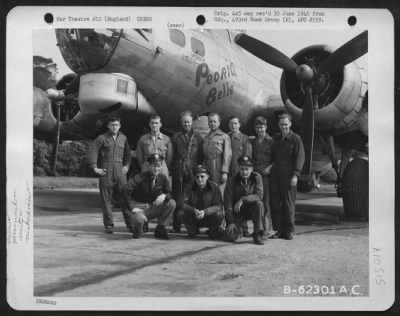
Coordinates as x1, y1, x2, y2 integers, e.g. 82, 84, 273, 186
281, 45, 367, 134
78, 73, 138, 114
33, 87, 56, 133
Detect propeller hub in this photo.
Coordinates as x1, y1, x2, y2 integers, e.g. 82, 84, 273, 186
296, 64, 314, 82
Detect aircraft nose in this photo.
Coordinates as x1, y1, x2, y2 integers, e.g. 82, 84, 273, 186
55, 29, 122, 74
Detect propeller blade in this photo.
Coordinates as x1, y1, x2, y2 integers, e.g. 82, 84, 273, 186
235, 33, 298, 71
50, 102, 61, 176
317, 30, 368, 74
301, 85, 315, 175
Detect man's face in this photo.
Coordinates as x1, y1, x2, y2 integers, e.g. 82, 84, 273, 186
255, 124, 266, 136
195, 172, 209, 188
149, 118, 161, 133
229, 118, 240, 133
181, 115, 193, 132
208, 115, 220, 131
107, 120, 121, 135
239, 165, 253, 179
279, 117, 291, 136
150, 162, 162, 176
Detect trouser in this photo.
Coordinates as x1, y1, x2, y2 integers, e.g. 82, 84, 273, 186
270, 168, 296, 233
233, 200, 265, 233
127, 199, 176, 229
99, 173, 127, 228
262, 175, 273, 235
178, 209, 224, 236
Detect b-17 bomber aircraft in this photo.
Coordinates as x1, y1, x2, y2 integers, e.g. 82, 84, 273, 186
33, 28, 368, 221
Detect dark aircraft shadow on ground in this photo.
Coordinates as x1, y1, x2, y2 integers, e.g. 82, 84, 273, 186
34, 243, 230, 297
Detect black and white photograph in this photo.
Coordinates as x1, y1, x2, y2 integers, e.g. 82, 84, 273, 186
6, 6, 394, 311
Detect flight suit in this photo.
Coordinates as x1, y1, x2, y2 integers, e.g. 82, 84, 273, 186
270, 131, 305, 234
251, 135, 274, 235
229, 131, 252, 177
224, 172, 264, 241
178, 180, 224, 239
88, 131, 131, 229
202, 129, 232, 185
122, 171, 176, 231
171, 130, 203, 230
136, 133, 173, 176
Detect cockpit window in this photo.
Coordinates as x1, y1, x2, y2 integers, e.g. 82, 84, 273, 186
191, 37, 205, 57
169, 29, 185, 47
55, 29, 122, 73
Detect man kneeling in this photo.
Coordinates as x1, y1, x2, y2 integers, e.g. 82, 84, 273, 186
224, 155, 265, 245
178, 165, 224, 240
122, 153, 176, 239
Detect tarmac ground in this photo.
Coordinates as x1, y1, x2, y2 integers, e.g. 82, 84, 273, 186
34, 185, 369, 297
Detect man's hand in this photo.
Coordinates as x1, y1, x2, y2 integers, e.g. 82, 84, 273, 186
290, 175, 298, 186
94, 168, 107, 176
121, 166, 129, 175
234, 199, 243, 213
221, 172, 228, 184
196, 210, 205, 220
153, 194, 166, 206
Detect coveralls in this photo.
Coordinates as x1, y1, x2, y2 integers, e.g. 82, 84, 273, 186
224, 172, 265, 241
88, 131, 131, 229
251, 134, 274, 234
270, 131, 305, 234
122, 171, 176, 230
136, 133, 173, 176
171, 130, 203, 230
178, 180, 224, 239
202, 129, 232, 185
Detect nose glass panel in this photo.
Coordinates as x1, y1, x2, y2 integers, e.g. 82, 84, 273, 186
55, 29, 122, 73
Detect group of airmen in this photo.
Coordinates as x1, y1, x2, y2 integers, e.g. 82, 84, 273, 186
88, 111, 305, 245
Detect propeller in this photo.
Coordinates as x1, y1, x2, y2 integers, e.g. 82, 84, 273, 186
48, 73, 79, 175
301, 85, 315, 175
235, 31, 368, 176
50, 101, 61, 176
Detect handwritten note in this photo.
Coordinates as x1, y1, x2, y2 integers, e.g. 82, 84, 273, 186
7, 183, 32, 245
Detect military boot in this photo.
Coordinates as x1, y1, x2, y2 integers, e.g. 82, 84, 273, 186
154, 225, 169, 239
253, 231, 264, 245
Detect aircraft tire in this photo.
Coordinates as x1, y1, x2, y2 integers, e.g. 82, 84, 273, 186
342, 158, 369, 221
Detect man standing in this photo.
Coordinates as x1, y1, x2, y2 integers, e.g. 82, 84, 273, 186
224, 155, 265, 245
250, 116, 274, 237
228, 115, 252, 236
88, 116, 131, 234
270, 113, 305, 240
171, 111, 203, 232
228, 115, 252, 177
136, 115, 173, 176
122, 154, 176, 239
202, 113, 232, 190
178, 165, 224, 240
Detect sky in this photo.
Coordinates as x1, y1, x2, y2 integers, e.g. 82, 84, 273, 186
33, 28, 367, 80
